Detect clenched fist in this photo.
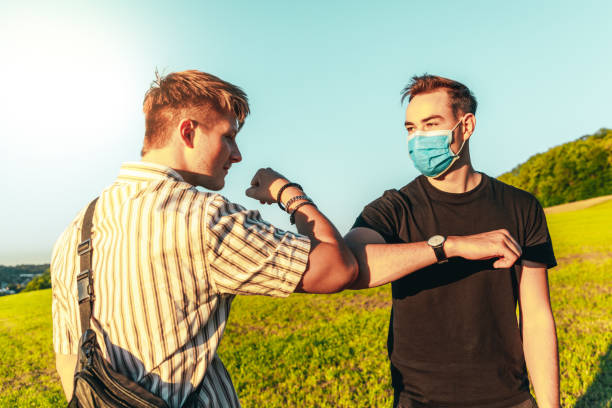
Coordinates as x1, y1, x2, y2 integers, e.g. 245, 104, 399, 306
446, 229, 522, 269
245, 168, 290, 204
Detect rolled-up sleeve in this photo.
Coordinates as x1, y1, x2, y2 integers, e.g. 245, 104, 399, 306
205, 196, 311, 297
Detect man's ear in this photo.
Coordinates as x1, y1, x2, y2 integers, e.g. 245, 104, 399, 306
462, 113, 476, 141
179, 119, 196, 148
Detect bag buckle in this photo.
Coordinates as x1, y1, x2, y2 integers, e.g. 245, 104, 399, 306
77, 239, 92, 256
77, 270, 94, 303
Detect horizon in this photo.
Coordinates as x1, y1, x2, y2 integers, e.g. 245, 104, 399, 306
1, 0, 611, 265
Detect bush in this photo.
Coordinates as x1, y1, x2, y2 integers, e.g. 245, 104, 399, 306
498, 128, 612, 206
22, 269, 51, 292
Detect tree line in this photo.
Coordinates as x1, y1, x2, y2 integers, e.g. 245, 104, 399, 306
21, 268, 51, 292
0, 264, 50, 294
0, 264, 49, 284
498, 128, 612, 207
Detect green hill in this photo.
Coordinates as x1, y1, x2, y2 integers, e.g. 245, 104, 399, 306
498, 128, 612, 207
0, 200, 611, 407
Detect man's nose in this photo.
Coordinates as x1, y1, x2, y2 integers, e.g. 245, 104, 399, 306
230, 144, 242, 163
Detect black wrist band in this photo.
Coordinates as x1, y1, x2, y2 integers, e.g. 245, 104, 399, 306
285, 195, 310, 213
276, 182, 302, 211
290, 201, 317, 225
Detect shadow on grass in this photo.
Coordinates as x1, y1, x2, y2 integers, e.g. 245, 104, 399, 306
574, 342, 612, 408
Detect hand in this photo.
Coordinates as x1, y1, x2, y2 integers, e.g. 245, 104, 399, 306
245, 168, 289, 204
446, 229, 522, 268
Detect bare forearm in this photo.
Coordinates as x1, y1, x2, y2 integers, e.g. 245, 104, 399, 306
348, 241, 436, 288
293, 204, 357, 292
245, 171, 357, 293
345, 229, 522, 289
276, 184, 345, 246
518, 263, 559, 408
523, 314, 560, 408
277, 183, 357, 292
293, 202, 344, 246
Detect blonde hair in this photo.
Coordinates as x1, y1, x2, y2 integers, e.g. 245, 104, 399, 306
141, 70, 250, 155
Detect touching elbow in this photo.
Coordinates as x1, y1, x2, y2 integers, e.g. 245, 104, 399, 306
331, 252, 359, 292
345, 255, 359, 288
303, 242, 359, 294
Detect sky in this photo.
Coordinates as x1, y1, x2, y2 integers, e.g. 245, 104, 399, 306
1, 0, 611, 265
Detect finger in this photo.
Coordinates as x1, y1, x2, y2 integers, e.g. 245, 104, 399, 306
250, 169, 263, 186
245, 186, 257, 198
502, 238, 522, 259
496, 229, 514, 242
496, 243, 519, 268
508, 236, 522, 256
492, 250, 515, 269
493, 258, 511, 269
489, 230, 520, 259
493, 254, 518, 269
497, 229, 522, 256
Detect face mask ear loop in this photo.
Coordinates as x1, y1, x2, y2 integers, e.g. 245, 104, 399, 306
451, 115, 467, 158
454, 139, 467, 158
431, 138, 466, 178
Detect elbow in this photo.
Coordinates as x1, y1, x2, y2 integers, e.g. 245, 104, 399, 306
301, 242, 359, 294
329, 250, 359, 293
342, 253, 359, 290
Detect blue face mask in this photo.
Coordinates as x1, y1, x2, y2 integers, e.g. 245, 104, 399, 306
407, 117, 466, 178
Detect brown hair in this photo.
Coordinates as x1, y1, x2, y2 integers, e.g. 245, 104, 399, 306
401, 74, 477, 117
141, 70, 250, 155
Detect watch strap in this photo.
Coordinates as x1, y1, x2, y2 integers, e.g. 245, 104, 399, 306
433, 245, 447, 263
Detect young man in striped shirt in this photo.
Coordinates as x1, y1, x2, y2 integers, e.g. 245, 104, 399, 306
51, 70, 361, 407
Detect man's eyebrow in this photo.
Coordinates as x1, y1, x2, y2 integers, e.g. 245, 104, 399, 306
421, 115, 443, 123
405, 115, 444, 127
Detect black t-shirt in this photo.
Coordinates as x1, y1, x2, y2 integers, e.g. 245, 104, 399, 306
353, 174, 556, 408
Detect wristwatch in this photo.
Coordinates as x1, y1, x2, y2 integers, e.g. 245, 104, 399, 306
427, 235, 448, 264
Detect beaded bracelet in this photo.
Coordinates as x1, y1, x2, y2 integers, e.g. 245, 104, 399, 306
285, 195, 310, 212
290, 201, 317, 225
276, 182, 303, 211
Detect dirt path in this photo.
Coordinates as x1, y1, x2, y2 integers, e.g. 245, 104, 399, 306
544, 195, 612, 214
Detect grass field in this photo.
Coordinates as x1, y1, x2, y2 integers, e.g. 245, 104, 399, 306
0, 199, 610, 407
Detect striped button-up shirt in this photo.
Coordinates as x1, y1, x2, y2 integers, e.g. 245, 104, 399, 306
51, 161, 311, 407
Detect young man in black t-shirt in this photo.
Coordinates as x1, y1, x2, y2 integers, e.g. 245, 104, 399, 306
345, 75, 559, 408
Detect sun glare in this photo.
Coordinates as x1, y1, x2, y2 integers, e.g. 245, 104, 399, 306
0, 14, 141, 159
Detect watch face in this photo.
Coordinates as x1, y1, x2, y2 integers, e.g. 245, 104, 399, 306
428, 235, 445, 247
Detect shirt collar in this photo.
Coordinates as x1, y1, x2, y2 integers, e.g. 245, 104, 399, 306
117, 161, 185, 183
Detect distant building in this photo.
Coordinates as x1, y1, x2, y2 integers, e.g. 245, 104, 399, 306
0, 287, 16, 296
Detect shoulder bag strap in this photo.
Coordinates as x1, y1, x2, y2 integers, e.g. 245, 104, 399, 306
76, 197, 99, 334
